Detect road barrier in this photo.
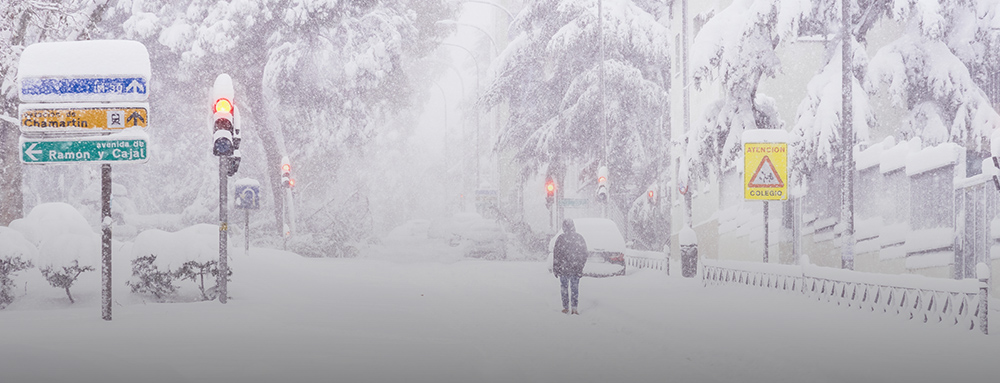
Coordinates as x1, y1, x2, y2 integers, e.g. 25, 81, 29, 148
702, 258, 989, 335
625, 254, 668, 273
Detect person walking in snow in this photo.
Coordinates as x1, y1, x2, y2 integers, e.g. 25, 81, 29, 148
553, 219, 588, 314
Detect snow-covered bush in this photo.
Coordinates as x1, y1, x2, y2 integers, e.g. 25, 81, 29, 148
130, 224, 230, 301
10, 203, 99, 304
126, 255, 177, 300
0, 227, 38, 309
175, 259, 230, 301
37, 233, 99, 304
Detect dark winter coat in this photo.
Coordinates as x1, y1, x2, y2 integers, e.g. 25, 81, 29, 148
553, 219, 588, 277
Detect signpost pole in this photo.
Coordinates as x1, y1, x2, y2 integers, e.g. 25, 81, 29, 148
101, 164, 112, 321
245, 209, 250, 256
763, 201, 769, 263
219, 156, 228, 304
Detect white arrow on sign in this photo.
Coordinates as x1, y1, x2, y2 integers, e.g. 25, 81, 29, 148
125, 80, 145, 93
24, 142, 41, 161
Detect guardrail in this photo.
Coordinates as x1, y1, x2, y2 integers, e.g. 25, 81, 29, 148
702, 259, 989, 335
625, 254, 669, 273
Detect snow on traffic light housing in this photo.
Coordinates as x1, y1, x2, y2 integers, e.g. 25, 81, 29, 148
212, 74, 237, 157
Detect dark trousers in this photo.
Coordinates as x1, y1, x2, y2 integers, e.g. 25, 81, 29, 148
559, 274, 580, 309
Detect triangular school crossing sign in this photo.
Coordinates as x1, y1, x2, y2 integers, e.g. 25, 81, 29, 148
744, 142, 788, 200
748, 156, 784, 188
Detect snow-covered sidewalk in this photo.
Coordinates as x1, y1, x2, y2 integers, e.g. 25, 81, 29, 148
0, 245, 997, 383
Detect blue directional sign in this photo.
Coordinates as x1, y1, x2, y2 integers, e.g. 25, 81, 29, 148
235, 184, 260, 210
20, 77, 147, 99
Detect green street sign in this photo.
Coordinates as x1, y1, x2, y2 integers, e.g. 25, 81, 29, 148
559, 198, 590, 208
21, 138, 148, 164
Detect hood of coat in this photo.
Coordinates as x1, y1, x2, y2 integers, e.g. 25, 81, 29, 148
562, 219, 575, 233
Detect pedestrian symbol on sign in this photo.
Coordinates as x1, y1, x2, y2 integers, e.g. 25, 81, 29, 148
747, 156, 784, 188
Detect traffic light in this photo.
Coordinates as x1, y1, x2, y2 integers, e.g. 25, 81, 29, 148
212, 74, 236, 157
281, 156, 293, 188
647, 188, 657, 205
596, 166, 609, 203
545, 176, 555, 208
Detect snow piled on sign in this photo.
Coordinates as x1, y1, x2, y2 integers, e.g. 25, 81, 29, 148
742, 128, 789, 144
18, 40, 151, 78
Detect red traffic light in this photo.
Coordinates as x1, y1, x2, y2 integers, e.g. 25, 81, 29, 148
648, 190, 655, 199
214, 98, 233, 114
282, 163, 291, 173
288, 178, 295, 188
546, 181, 555, 196
598, 176, 606, 184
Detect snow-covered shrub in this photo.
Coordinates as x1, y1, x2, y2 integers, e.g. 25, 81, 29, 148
0, 227, 38, 309
37, 233, 100, 304
175, 260, 229, 301
130, 224, 230, 301
10, 203, 100, 304
9, 202, 95, 247
126, 255, 177, 300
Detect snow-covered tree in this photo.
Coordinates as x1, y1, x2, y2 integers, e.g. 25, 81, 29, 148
104, 0, 455, 239
789, 0, 889, 195
686, 0, 808, 181
483, 0, 672, 212
0, 0, 110, 225
867, 0, 1000, 151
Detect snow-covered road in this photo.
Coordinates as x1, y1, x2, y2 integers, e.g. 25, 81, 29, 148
0, 243, 997, 383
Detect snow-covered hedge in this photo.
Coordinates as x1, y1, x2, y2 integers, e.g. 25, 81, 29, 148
0, 227, 38, 309
9, 203, 99, 304
129, 224, 229, 301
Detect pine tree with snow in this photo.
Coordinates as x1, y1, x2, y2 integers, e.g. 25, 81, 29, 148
867, 0, 1000, 151
685, 0, 809, 182
482, 0, 672, 211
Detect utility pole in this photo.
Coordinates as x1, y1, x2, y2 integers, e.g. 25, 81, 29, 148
682, 0, 693, 227
599, 0, 609, 218
841, 0, 855, 270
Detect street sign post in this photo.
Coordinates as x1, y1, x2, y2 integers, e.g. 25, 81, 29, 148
18, 40, 152, 322
20, 103, 148, 132
743, 130, 790, 264
235, 179, 260, 257
19, 77, 148, 102
21, 137, 148, 164
559, 198, 590, 208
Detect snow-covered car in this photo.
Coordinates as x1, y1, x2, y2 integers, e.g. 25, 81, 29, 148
548, 217, 627, 277
429, 213, 508, 260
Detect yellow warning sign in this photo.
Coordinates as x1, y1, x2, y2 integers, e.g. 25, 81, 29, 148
20, 105, 148, 132
744, 142, 788, 200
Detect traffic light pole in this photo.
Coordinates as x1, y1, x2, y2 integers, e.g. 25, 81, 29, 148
219, 156, 228, 304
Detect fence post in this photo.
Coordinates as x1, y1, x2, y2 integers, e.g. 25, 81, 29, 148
977, 263, 989, 335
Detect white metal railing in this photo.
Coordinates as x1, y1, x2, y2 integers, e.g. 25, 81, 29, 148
625, 254, 668, 273
702, 259, 990, 334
